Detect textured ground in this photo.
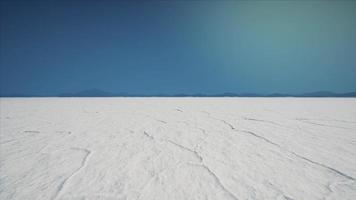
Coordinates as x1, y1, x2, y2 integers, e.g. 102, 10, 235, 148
1, 98, 356, 200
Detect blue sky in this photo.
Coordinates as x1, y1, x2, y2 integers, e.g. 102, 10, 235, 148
1, 0, 356, 95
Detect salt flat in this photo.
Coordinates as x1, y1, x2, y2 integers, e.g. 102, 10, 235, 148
1, 98, 356, 200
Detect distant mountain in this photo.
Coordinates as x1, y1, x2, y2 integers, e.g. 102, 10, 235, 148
300, 91, 338, 97
59, 89, 356, 97
1, 89, 356, 97
339, 92, 356, 97
300, 91, 356, 97
0, 93, 44, 97
59, 88, 113, 97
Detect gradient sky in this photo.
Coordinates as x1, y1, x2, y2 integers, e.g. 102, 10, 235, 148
1, 0, 356, 95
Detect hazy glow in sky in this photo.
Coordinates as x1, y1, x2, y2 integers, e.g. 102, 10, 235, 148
1, 0, 356, 95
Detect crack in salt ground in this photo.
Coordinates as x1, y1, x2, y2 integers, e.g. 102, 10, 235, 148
211, 116, 356, 199
242, 117, 288, 128
244, 130, 355, 181
265, 181, 295, 200
166, 139, 238, 200
199, 110, 356, 199
166, 140, 203, 162
298, 118, 356, 124
143, 114, 168, 124
187, 163, 239, 200
288, 152, 355, 181
52, 147, 91, 200
216, 117, 356, 181
155, 119, 167, 124
200, 110, 211, 116
216, 118, 235, 130
325, 178, 356, 200
175, 108, 183, 112
238, 130, 281, 148
143, 131, 154, 140
296, 118, 350, 130
24, 130, 40, 133
238, 130, 356, 199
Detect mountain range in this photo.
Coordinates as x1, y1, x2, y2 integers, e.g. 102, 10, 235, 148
2, 88, 356, 97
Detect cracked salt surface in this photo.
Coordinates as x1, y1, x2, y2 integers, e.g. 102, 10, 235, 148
1, 98, 356, 200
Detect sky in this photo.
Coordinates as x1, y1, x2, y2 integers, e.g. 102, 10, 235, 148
1, 0, 356, 95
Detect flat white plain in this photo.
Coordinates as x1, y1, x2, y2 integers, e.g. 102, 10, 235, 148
1, 98, 356, 200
